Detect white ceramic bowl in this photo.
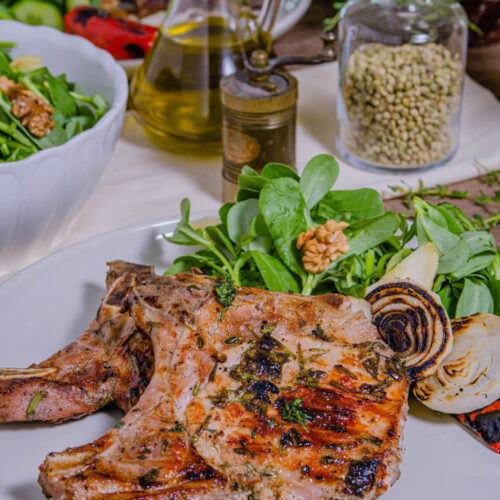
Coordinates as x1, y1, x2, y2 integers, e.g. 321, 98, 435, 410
0, 21, 128, 276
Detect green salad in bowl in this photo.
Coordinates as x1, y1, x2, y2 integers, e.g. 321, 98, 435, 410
0, 42, 108, 161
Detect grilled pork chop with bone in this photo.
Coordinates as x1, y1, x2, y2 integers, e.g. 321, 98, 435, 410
38, 265, 409, 499
0, 261, 155, 423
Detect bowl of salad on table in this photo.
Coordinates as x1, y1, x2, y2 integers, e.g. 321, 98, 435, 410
0, 20, 128, 277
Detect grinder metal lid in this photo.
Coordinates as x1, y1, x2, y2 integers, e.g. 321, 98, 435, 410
220, 50, 298, 114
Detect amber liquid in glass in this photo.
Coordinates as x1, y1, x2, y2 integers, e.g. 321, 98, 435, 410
130, 16, 258, 155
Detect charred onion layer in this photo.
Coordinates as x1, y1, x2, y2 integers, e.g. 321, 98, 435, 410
365, 280, 453, 381
414, 314, 500, 414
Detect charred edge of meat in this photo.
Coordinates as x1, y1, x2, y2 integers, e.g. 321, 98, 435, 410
343, 458, 380, 497
106, 274, 137, 307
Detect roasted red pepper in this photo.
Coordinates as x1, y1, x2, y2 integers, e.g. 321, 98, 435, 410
456, 399, 500, 454
64, 6, 157, 60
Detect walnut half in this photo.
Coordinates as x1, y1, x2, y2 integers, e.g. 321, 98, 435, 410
0, 75, 55, 138
297, 219, 350, 273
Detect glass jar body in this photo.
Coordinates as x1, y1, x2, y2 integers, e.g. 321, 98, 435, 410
336, 0, 468, 171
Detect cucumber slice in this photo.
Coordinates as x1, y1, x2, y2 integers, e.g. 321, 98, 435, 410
0, 4, 15, 20
12, 0, 63, 30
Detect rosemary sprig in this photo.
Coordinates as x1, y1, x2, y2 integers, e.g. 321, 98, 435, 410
390, 171, 500, 207
389, 180, 469, 207
472, 212, 500, 230
214, 275, 236, 320
280, 398, 314, 428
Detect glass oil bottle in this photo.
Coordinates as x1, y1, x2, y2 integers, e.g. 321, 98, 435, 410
129, 0, 281, 155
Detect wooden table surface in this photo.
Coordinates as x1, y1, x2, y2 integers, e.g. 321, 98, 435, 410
275, 0, 500, 244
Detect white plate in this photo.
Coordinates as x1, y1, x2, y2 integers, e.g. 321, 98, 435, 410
0, 215, 498, 499
120, 0, 312, 77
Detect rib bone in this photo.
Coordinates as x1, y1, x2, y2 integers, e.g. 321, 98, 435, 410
0, 261, 155, 423
0, 367, 58, 380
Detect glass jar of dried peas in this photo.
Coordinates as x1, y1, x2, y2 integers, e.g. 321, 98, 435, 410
336, 0, 468, 171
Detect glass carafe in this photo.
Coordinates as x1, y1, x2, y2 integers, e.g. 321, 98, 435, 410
130, 0, 281, 155
336, 0, 467, 171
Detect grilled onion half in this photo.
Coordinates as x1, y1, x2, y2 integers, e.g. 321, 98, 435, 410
414, 313, 500, 414
365, 280, 453, 381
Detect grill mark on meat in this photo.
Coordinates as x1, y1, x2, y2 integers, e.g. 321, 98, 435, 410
344, 458, 381, 497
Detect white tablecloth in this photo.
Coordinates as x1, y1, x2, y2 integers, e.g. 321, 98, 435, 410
61, 62, 500, 251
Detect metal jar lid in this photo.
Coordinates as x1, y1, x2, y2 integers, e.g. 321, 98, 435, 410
220, 51, 298, 114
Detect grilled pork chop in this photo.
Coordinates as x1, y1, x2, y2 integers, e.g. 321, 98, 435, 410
0, 261, 155, 423
39, 271, 409, 499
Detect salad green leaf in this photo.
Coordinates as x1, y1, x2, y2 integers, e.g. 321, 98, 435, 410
0, 43, 108, 162
300, 154, 339, 209
164, 155, 499, 320
260, 177, 308, 279
165, 154, 400, 297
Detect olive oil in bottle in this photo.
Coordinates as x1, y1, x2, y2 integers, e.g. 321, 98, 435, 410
130, 16, 259, 155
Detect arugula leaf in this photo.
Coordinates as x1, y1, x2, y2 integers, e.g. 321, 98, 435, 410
167, 199, 210, 246
163, 156, 498, 317
437, 284, 457, 317
250, 251, 299, 293
0, 50, 13, 74
247, 213, 272, 252
433, 203, 464, 235
455, 278, 494, 317
227, 198, 261, 245
316, 188, 385, 223
65, 116, 92, 139
238, 175, 268, 191
205, 225, 236, 258
450, 231, 497, 279
437, 202, 475, 231
488, 280, 500, 315
36, 126, 67, 149
386, 248, 413, 271
461, 231, 497, 256
261, 162, 299, 180
347, 212, 399, 256
437, 238, 470, 275
46, 73, 76, 118
236, 187, 260, 202
260, 177, 308, 278
219, 203, 234, 225
299, 154, 339, 209
414, 198, 471, 274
